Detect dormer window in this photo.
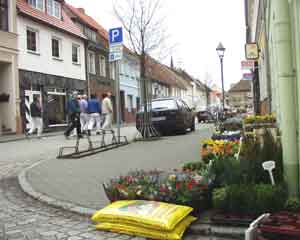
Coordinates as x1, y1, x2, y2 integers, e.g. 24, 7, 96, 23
47, 0, 61, 19
28, 0, 44, 11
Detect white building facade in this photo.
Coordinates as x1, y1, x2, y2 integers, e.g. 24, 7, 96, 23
17, 0, 86, 130
119, 51, 140, 123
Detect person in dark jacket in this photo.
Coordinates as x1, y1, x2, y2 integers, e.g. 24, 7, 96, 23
87, 94, 101, 135
64, 92, 82, 139
28, 95, 43, 138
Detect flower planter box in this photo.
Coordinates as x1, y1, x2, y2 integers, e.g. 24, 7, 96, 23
258, 212, 300, 240
102, 170, 213, 212
0, 93, 9, 102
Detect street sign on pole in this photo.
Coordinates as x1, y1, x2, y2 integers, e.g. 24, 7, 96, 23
109, 27, 123, 143
109, 27, 123, 45
109, 28, 123, 62
243, 73, 253, 80
241, 60, 255, 70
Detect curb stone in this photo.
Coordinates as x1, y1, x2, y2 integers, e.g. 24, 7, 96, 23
18, 160, 97, 217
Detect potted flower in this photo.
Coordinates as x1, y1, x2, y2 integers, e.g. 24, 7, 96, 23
0, 93, 9, 102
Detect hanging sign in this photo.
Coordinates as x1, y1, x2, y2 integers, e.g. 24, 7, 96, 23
241, 60, 255, 70
245, 43, 259, 60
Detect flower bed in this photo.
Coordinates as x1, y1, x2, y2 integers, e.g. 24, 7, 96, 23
211, 131, 241, 142
244, 114, 276, 125
201, 139, 240, 163
103, 170, 212, 211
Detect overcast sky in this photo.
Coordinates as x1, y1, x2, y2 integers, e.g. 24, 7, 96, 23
66, 0, 246, 90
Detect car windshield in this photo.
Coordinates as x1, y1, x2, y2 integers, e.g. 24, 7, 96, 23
152, 99, 178, 110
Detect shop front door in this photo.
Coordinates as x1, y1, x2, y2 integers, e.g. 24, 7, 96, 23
25, 90, 42, 130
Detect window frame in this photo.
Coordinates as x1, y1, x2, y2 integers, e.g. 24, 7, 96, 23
99, 55, 106, 77
51, 36, 62, 60
26, 27, 39, 54
28, 0, 44, 11
127, 95, 133, 113
0, 0, 9, 31
88, 51, 96, 74
72, 44, 80, 65
109, 62, 115, 80
47, 0, 61, 19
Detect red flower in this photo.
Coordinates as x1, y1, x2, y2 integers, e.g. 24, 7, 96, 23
176, 182, 181, 190
187, 182, 194, 190
160, 186, 168, 193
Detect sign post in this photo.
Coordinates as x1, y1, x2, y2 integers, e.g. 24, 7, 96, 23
262, 161, 276, 185
109, 27, 123, 143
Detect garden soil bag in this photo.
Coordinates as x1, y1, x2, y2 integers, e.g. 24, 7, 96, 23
91, 200, 193, 231
95, 215, 196, 240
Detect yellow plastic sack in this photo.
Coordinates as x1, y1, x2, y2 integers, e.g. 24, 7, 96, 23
91, 200, 193, 231
95, 216, 196, 240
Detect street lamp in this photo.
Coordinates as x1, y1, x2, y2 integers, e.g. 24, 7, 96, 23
216, 42, 226, 112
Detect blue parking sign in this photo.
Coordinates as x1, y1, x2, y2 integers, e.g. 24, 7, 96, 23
109, 27, 123, 45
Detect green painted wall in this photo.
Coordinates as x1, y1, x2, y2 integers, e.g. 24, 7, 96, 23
266, 0, 299, 196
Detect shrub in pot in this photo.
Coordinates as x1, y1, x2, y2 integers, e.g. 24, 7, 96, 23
213, 184, 287, 216
285, 197, 300, 212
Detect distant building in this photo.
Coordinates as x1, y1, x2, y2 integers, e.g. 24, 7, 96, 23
227, 80, 253, 110
145, 57, 186, 99
119, 49, 141, 123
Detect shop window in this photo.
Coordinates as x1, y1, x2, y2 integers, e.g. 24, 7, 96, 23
27, 28, 39, 53
0, 0, 8, 31
47, 92, 66, 126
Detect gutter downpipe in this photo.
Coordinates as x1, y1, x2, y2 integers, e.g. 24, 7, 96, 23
273, 0, 299, 196
263, 0, 272, 113
85, 41, 91, 97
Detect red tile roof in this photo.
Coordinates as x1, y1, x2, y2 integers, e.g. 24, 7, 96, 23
64, 3, 109, 41
146, 57, 187, 90
17, 0, 86, 39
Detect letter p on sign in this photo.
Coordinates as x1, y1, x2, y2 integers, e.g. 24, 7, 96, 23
109, 27, 123, 45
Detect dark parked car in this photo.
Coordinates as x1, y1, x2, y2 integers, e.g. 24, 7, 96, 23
197, 110, 214, 123
136, 98, 195, 135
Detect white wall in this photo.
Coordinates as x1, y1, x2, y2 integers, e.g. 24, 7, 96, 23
120, 53, 140, 109
17, 16, 86, 80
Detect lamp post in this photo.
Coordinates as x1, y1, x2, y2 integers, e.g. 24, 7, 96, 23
216, 42, 226, 112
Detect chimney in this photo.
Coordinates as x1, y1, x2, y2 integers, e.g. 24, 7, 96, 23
77, 8, 85, 14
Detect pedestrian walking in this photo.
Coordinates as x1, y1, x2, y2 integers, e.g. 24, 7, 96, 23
79, 94, 89, 134
64, 92, 82, 139
27, 95, 43, 138
87, 94, 101, 135
102, 92, 113, 130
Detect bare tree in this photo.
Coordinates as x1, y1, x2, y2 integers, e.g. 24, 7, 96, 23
204, 72, 214, 108
113, 0, 167, 139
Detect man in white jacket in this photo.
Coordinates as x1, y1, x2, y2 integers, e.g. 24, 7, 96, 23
102, 92, 113, 130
